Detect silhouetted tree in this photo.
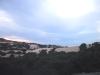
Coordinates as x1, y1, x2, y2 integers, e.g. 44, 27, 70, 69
79, 43, 87, 52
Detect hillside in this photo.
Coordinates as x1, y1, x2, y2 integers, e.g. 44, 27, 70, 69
0, 38, 64, 49
0, 38, 69, 58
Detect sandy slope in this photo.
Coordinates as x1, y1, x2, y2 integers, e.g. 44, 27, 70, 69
26, 46, 79, 53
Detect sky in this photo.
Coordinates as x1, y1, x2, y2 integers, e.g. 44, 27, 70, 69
0, 0, 99, 46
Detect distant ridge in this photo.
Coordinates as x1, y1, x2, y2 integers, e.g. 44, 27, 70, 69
0, 38, 64, 48
0, 38, 30, 43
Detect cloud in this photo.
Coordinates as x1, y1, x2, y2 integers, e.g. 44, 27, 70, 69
78, 30, 96, 35
3, 35, 32, 43
0, 9, 17, 29
97, 28, 100, 32
0, 0, 99, 45
96, 21, 100, 33
43, 0, 95, 19
97, 26, 100, 33
0, 9, 45, 35
30, 0, 97, 32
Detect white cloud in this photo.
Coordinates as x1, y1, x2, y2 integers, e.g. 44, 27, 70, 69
97, 26, 100, 33
3, 35, 32, 43
33, 0, 96, 32
0, 9, 44, 34
78, 30, 96, 35
44, 0, 95, 19
2, 35, 50, 44
96, 21, 100, 33
97, 27, 100, 32
0, 10, 17, 29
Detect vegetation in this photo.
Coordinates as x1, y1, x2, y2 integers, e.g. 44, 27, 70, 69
74, 72, 100, 75
0, 42, 100, 75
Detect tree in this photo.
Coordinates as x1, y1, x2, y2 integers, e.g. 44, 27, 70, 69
79, 43, 87, 52
92, 42, 100, 48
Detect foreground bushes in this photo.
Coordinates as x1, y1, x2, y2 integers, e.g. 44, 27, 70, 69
74, 72, 100, 75
0, 42, 100, 75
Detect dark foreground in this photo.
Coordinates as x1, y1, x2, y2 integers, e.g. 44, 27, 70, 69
0, 42, 100, 75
